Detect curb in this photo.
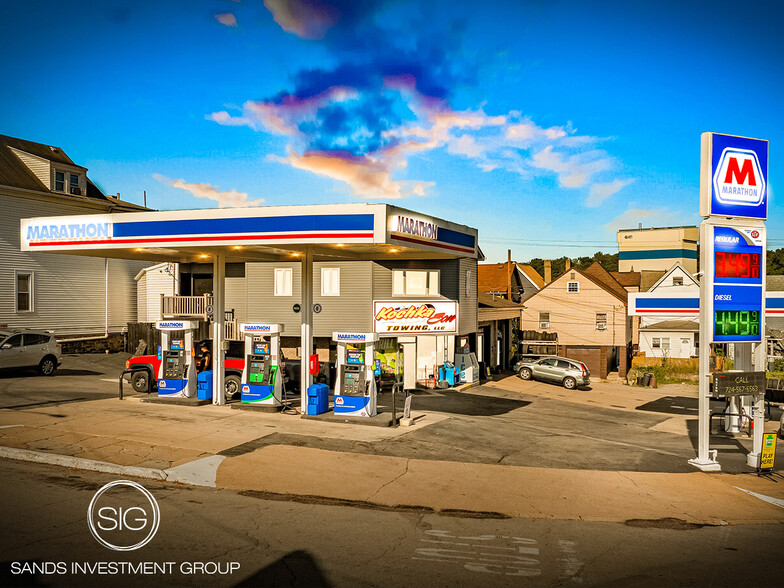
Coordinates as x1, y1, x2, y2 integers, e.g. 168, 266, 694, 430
0, 446, 166, 481
0, 446, 224, 487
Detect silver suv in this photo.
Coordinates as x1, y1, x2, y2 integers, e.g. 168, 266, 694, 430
0, 329, 62, 375
514, 356, 590, 389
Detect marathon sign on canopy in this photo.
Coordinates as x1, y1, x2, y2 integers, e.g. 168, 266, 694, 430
389, 215, 438, 240
22, 215, 113, 246
700, 132, 768, 220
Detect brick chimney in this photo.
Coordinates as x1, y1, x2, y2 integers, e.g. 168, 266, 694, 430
565, 258, 571, 271
544, 259, 552, 284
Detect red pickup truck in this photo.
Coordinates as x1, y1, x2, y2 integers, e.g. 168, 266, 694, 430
125, 354, 246, 398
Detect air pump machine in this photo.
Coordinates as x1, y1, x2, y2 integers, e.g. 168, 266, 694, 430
240, 323, 284, 407
155, 320, 198, 398
333, 332, 379, 417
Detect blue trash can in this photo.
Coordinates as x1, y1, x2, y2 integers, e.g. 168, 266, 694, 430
197, 370, 213, 400
307, 383, 329, 415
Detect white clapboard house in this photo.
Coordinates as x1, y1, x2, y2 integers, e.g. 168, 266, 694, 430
1, 134, 150, 338
638, 262, 700, 358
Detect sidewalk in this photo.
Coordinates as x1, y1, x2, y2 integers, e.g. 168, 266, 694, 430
1, 385, 783, 526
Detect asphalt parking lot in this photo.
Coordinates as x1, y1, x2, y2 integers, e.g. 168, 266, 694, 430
1, 353, 781, 475
0, 353, 128, 410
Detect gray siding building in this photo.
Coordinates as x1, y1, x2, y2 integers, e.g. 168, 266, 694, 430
1, 134, 149, 338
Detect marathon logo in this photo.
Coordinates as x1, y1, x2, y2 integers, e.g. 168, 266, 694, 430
26, 222, 110, 241
157, 322, 185, 329
336, 334, 367, 341
394, 216, 438, 240
714, 148, 765, 207
242, 324, 272, 332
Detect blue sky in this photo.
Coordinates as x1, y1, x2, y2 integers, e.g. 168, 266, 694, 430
1, 0, 782, 262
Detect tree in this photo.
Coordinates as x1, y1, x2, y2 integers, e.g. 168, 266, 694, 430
768, 248, 784, 275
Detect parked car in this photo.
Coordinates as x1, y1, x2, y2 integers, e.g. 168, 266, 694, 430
513, 356, 590, 389
0, 329, 62, 376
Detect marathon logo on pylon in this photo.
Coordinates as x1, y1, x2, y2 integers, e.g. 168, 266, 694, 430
714, 148, 766, 207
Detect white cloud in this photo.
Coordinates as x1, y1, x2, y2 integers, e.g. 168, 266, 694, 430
586, 178, 635, 207
153, 174, 264, 208
604, 207, 680, 234
530, 146, 613, 188
448, 134, 484, 158
214, 13, 238, 27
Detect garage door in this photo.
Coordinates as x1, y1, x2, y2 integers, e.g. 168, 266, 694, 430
564, 346, 602, 378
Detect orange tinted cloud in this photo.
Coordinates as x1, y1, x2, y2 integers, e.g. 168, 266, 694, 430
272, 150, 430, 199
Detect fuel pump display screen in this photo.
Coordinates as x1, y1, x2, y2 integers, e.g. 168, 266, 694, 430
170, 339, 183, 350
253, 341, 269, 355
711, 226, 764, 343
346, 344, 364, 365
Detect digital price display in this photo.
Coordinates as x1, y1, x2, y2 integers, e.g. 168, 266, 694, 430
711, 226, 764, 343
714, 252, 760, 279
714, 310, 760, 337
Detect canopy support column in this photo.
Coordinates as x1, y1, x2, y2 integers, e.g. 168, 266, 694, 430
300, 248, 314, 413
212, 253, 226, 405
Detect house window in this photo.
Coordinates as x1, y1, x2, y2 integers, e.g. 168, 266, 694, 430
54, 171, 65, 192
539, 312, 550, 329
69, 173, 81, 195
595, 313, 607, 330
321, 267, 340, 296
16, 271, 33, 312
662, 337, 671, 350
652, 338, 661, 349
274, 268, 292, 297
567, 281, 579, 293
672, 277, 683, 286
392, 270, 440, 296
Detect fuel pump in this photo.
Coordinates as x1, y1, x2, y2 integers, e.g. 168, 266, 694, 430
240, 323, 283, 406
155, 320, 198, 398
333, 332, 379, 417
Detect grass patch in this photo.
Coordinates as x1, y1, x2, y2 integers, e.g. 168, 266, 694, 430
628, 362, 699, 386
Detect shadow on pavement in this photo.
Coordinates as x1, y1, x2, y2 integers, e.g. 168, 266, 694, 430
635, 395, 699, 416
234, 550, 330, 587
377, 389, 531, 416
0, 368, 102, 379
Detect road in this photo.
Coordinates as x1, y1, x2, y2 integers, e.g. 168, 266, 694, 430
1, 459, 782, 588
0, 354, 127, 410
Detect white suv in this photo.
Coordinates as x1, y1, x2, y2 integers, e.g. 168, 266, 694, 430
0, 329, 62, 375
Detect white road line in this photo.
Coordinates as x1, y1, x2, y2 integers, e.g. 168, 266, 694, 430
734, 487, 784, 509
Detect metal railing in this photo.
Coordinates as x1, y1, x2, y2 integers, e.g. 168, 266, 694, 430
161, 294, 212, 319
224, 320, 242, 341
159, 295, 242, 340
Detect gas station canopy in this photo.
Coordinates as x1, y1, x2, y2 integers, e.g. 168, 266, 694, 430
20, 202, 480, 411
20, 203, 479, 263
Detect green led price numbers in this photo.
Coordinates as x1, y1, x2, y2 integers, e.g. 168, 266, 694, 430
714, 310, 760, 337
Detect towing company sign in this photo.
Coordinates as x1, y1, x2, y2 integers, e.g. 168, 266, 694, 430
373, 301, 458, 335
700, 132, 768, 220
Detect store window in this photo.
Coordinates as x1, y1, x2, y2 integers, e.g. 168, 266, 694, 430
274, 268, 292, 296
392, 270, 440, 296
321, 267, 340, 296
